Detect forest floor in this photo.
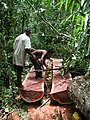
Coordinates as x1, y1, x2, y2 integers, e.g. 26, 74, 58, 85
2, 58, 87, 120
5, 93, 86, 120
25, 97, 76, 120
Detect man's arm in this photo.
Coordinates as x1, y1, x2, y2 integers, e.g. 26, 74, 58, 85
40, 50, 47, 67
32, 49, 47, 68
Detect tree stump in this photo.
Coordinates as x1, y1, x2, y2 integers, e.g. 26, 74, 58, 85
67, 76, 90, 120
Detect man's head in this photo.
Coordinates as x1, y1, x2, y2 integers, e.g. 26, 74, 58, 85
47, 49, 54, 59
24, 27, 31, 36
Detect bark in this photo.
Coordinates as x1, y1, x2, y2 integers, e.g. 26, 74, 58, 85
67, 75, 90, 120
19, 66, 45, 103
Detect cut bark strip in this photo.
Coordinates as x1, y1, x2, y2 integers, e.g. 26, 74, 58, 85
19, 58, 71, 104
47, 58, 73, 105
50, 72, 73, 104
19, 67, 45, 103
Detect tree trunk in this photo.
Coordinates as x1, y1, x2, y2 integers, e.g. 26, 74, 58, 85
67, 75, 90, 120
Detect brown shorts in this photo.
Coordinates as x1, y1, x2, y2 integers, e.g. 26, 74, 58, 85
14, 65, 23, 72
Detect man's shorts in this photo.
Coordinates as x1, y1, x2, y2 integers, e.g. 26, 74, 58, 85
14, 65, 23, 72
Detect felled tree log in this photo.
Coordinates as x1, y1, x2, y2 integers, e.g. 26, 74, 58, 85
67, 76, 90, 120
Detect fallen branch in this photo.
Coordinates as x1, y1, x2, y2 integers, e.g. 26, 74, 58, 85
37, 98, 50, 110
26, 0, 74, 39
29, 67, 63, 73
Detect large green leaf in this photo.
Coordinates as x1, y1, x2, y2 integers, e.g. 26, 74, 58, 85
65, 0, 68, 11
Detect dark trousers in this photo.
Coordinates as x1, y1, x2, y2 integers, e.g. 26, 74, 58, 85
14, 65, 23, 87
30, 56, 42, 77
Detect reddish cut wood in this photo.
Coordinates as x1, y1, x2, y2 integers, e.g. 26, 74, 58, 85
19, 67, 45, 103
50, 59, 73, 104
19, 58, 73, 104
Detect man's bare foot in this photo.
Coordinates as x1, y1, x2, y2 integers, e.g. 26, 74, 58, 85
15, 95, 21, 100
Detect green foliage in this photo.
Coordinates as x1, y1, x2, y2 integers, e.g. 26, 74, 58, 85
0, 0, 90, 116
1, 86, 29, 119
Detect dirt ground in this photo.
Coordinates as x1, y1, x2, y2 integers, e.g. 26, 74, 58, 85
6, 96, 86, 120
26, 98, 76, 120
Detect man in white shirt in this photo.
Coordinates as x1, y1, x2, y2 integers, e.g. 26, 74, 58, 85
13, 28, 42, 89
